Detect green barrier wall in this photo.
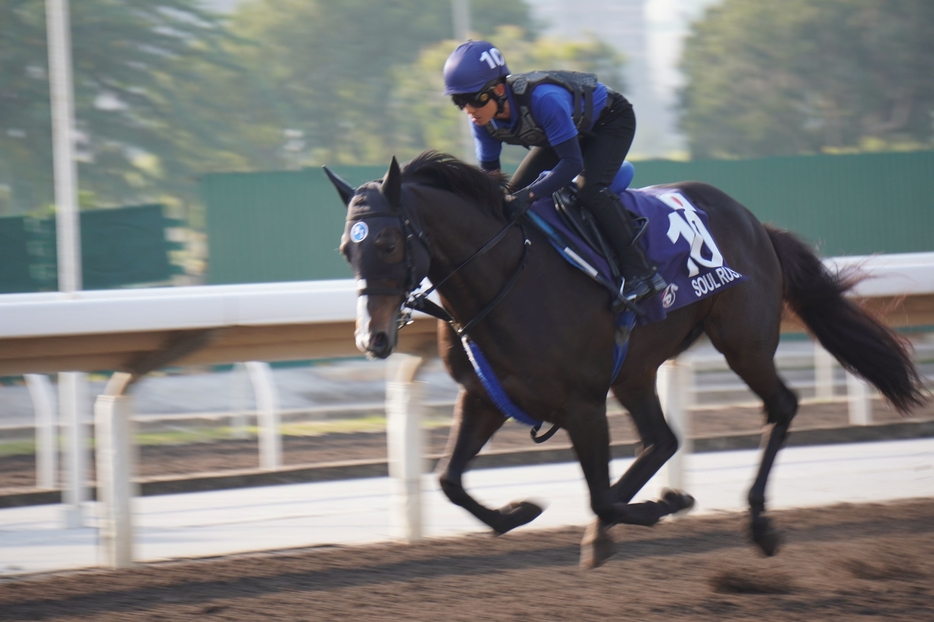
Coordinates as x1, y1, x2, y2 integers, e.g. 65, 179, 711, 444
201, 166, 385, 284
630, 151, 934, 257
0, 204, 180, 293
0, 216, 46, 294
80, 204, 178, 289
201, 151, 934, 284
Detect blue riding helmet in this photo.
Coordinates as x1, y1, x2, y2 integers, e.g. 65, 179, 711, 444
443, 40, 510, 95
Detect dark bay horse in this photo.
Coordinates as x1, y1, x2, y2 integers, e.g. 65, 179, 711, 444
325, 151, 925, 568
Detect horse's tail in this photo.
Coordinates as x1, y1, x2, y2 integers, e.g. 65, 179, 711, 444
765, 225, 926, 413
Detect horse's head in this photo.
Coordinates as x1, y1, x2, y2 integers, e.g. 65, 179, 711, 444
324, 157, 430, 359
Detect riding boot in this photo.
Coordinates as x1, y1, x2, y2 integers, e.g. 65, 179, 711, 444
586, 188, 668, 304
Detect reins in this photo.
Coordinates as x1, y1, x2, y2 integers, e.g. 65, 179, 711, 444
403, 206, 530, 338
400, 200, 560, 444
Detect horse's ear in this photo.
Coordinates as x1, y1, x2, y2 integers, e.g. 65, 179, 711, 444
322, 166, 356, 207
380, 156, 402, 210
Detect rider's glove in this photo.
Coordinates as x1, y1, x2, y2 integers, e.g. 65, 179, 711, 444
505, 187, 534, 219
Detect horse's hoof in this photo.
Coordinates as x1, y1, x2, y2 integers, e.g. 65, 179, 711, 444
750, 515, 781, 556
614, 502, 662, 527
492, 500, 544, 535
580, 519, 615, 570
662, 488, 696, 516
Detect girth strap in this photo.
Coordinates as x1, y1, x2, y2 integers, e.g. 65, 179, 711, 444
461, 335, 560, 444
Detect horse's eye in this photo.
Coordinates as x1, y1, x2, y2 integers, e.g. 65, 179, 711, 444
375, 228, 404, 262
377, 240, 397, 257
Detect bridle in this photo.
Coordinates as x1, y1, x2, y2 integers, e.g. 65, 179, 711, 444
349, 196, 531, 337
347, 207, 431, 300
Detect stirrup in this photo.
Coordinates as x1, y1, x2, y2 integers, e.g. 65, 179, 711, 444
613, 279, 646, 317
624, 272, 668, 304
630, 215, 649, 244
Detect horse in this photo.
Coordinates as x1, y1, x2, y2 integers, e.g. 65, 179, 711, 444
324, 150, 926, 568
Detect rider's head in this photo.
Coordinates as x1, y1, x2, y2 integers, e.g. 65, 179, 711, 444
443, 40, 509, 115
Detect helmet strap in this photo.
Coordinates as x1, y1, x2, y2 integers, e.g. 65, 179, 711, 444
493, 83, 508, 115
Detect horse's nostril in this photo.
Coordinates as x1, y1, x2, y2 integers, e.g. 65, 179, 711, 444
371, 332, 390, 358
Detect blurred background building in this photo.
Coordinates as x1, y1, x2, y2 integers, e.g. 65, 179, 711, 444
205, 0, 722, 158
528, 0, 721, 156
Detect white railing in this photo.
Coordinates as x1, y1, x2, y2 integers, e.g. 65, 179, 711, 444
0, 279, 359, 340
13, 336, 932, 480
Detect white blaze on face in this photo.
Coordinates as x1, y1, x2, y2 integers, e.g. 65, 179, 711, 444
355, 284, 373, 353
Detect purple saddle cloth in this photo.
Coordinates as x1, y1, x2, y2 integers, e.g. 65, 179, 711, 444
529, 186, 746, 326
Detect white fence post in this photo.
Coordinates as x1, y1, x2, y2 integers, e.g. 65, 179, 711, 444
386, 353, 425, 543
246, 361, 281, 470
229, 362, 250, 440
25, 374, 58, 490
814, 343, 835, 401
846, 370, 872, 425
682, 356, 697, 411
59, 371, 88, 528
657, 358, 691, 494
94, 371, 136, 569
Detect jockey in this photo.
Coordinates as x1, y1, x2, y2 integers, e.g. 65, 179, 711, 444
443, 40, 667, 305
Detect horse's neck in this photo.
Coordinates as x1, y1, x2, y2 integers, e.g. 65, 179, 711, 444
414, 186, 522, 318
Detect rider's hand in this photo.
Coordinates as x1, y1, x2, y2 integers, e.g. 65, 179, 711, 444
505, 187, 534, 218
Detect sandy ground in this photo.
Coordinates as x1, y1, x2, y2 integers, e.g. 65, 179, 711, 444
0, 498, 932, 621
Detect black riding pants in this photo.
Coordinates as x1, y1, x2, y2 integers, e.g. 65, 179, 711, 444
507, 91, 636, 204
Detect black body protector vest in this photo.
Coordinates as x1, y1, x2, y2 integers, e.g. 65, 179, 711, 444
484, 70, 599, 148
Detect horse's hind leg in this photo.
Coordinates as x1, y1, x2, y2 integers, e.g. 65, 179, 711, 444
705, 300, 798, 556
436, 389, 544, 534
746, 384, 797, 555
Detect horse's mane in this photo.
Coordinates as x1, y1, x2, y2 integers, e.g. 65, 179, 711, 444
401, 151, 508, 218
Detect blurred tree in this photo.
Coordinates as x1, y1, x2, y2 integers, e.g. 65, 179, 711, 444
679, 0, 934, 158
389, 26, 627, 168
0, 0, 243, 214
0, 0, 617, 216
226, 0, 536, 167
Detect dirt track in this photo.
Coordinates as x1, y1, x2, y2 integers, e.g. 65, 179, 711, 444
1, 498, 932, 621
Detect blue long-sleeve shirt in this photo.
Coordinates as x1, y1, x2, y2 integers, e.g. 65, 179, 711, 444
474, 82, 609, 197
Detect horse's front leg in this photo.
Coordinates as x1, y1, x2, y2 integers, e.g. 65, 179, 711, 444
565, 404, 618, 569
436, 389, 544, 535
610, 381, 695, 517
610, 380, 682, 503
567, 398, 691, 570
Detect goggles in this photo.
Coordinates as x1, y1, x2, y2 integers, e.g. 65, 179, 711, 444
451, 88, 494, 110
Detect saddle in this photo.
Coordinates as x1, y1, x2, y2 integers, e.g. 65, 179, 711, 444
526, 174, 747, 329
551, 184, 649, 284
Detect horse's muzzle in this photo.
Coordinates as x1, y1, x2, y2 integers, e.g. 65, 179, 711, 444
364, 332, 394, 359
355, 296, 399, 359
